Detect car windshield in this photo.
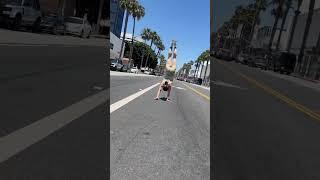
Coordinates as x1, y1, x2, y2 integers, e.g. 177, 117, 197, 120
111, 59, 118, 63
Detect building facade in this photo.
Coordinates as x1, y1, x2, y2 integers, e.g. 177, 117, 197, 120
287, 4, 320, 80
110, 0, 125, 38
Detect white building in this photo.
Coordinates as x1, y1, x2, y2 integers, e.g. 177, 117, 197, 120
120, 32, 145, 43
195, 61, 210, 80
110, 32, 125, 59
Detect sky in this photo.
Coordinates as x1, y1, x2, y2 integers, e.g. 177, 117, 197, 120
122, 0, 210, 70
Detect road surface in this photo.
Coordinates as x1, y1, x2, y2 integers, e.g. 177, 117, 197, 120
213, 59, 320, 180
0, 44, 107, 179
110, 75, 210, 179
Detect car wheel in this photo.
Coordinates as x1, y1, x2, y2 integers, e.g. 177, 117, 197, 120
32, 18, 41, 33
80, 30, 84, 38
86, 31, 91, 39
12, 14, 22, 30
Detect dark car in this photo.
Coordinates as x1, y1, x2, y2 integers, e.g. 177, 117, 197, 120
254, 56, 268, 70
40, 14, 66, 35
269, 52, 296, 74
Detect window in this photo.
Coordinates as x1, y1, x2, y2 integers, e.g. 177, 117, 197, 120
110, 43, 114, 50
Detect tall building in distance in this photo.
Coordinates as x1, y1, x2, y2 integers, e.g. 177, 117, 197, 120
110, 0, 125, 38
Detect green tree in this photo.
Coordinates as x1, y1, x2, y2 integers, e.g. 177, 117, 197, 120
118, 0, 139, 60
128, 3, 145, 68
144, 31, 160, 69
139, 28, 152, 69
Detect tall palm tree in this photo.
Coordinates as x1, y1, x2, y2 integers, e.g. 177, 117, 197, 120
297, 0, 316, 73
144, 31, 159, 69
128, 3, 145, 68
276, 0, 293, 51
139, 28, 151, 69
159, 54, 166, 75
193, 59, 201, 79
118, 0, 138, 60
155, 39, 165, 57
286, 0, 303, 52
248, 0, 269, 44
268, 0, 286, 52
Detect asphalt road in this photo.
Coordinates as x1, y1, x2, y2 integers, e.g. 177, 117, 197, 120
110, 75, 210, 179
0, 45, 107, 179
213, 59, 320, 180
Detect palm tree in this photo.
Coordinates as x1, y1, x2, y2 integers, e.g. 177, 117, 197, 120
144, 31, 159, 69
155, 39, 165, 57
248, 0, 269, 44
128, 3, 145, 68
139, 28, 151, 70
193, 59, 201, 79
286, 0, 303, 52
268, 0, 286, 52
118, 0, 138, 60
276, 0, 293, 51
159, 54, 166, 75
297, 0, 316, 73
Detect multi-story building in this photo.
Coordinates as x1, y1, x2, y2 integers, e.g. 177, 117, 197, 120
287, 0, 320, 80
110, 0, 124, 38
110, 0, 125, 59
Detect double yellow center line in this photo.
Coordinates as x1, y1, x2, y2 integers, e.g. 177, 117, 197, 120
219, 61, 320, 121
182, 83, 210, 101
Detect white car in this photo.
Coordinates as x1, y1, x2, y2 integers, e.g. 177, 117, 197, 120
0, 0, 42, 31
65, 16, 92, 38
130, 67, 138, 73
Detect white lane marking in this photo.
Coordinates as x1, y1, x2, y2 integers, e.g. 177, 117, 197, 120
172, 86, 185, 90
93, 86, 104, 90
0, 44, 49, 47
213, 81, 247, 90
0, 89, 108, 163
110, 83, 159, 114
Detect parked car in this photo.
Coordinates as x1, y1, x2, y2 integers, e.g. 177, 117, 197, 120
122, 64, 128, 72
144, 70, 151, 75
40, 13, 65, 35
65, 16, 92, 38
130, 66, 138, 73
110, 59, 123, 71
216, 48, 233, 61
236, 53, 250, 64
269, 52, 296, 74
254, 56, 268, 70
0, 0, 42, 31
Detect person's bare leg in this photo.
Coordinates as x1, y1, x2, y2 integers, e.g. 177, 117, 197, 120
166, 85, 171, 101
155, 80, 164, 100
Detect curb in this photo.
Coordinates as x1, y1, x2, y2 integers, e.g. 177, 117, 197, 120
291, 74, 320, 84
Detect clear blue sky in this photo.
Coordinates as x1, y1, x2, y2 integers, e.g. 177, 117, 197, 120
122, 0, 210, 70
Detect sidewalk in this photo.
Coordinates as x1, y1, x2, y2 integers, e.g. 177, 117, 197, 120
262, 71, 320, 92
0, 29, 106, 47
110, 71, 157, 77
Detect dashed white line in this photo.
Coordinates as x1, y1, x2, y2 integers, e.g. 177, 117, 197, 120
0, 89, 108, 163
110, 83, 159, 113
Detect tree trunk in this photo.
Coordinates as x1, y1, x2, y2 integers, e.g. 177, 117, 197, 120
268, 15, 280, 51
118, 11, 129, 60
193, 62, 198, 79
286, 0, 302, 52
128, 17, 136, 68
276, 1, 291, 51
144, 39, 154, 69
140, 40, 147, 70
199, 61, 204, 79
297, 0, 315, 73
96, 0, 104, 33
